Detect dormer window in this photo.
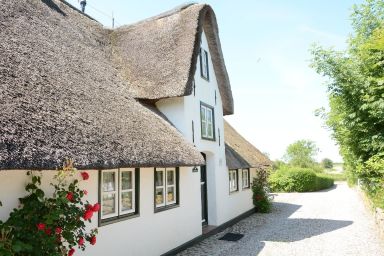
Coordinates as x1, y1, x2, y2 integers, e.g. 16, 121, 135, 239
200, 48, 209, 81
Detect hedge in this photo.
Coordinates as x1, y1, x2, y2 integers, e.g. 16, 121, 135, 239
269, 167, 334, 192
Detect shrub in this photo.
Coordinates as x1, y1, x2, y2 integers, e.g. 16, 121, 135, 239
269, 167, 334, 192
321, 158, 334, 169
252, 169, 272, 213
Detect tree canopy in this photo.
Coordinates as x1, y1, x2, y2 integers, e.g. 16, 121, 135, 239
310, 0, 384, 206
283, 140, 319, 168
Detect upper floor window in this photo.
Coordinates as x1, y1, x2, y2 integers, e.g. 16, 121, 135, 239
229, 169, 238, 193
200, 103, 215, 141
242, 169, 250, 189
155, 167, 179, 212
200, 48, 209, 81
100, 168, 139, 225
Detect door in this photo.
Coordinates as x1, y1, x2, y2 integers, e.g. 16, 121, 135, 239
201, 153, 208, 226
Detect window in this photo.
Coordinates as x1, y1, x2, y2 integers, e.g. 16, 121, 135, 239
200, 103, 215, 140
155, 168, 179, 211
229, 169, 238, 193
99, 168, 139, 225
242, 169, 250, 189
200, 48, 209, 80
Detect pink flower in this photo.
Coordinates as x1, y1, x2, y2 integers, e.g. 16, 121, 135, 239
92, 203, 100, 212
83, 190, 88, 195
55, 227, 62, 234
68, 248, 75, 256
78, 237, 84, 246
83, 210, 93, 220
90, 236, 96, 245
37, 223, 45, 231
81, 172, 89, 180
66, 192, 74, 202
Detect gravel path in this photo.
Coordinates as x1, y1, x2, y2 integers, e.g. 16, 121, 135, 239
177, 182, 384, 256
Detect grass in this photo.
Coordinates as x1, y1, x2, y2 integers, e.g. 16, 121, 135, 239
318, 172, 347, 181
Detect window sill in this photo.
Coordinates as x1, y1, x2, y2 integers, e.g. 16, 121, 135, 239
99, 213, 140, 227
242, 187, 251, 190
200, 75, 210, 82
229, 190, 239, 194
154, 204, 179, 213
201, 137, 216, 142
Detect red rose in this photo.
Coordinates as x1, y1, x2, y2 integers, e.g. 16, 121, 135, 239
83, 209, 93, 220
45, 228, 52, 235
92, 203, 100, 212
83, 190, 88, 195
68, 248, 75, 256
90, 236, 96, 245
81, 172, 89, 180
66, 192, 74, 202
37, 223, 45, 231
78, 237, 84, 246
55, 227, 62, 234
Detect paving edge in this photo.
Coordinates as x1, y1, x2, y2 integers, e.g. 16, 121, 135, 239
161, 208, 256, 256
356, 186, 384, 240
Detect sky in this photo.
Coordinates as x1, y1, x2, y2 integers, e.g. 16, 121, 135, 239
66, 0, 366, 162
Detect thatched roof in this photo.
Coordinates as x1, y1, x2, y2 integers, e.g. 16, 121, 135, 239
111, 3, 234, 115
0, 0, 204, 170
224, 120, 272, 170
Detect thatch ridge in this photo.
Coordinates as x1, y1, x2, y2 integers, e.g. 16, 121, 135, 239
224, 120, 272, 170
0, 0, 204, 170
111, 4, 234, 115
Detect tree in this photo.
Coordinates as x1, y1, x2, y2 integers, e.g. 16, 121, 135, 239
321, 158, 334, 169
310, 0, 384, 196
283, 140, 319, 168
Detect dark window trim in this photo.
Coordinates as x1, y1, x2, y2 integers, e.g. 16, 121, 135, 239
154, 167, 180, 213
229, 169, 239, 194
192, 120, 195, 143
200, 102, 216, 141
200, 48, 210, 81
193, 79, 196, 96
218, 128, 221, 146
98, 168, 140, 227
242, 168, 251, 189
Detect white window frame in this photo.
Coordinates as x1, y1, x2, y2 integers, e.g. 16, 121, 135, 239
242, 169, 250, 189
120, 169, 135, 215
101, 168, 136, 220
200, 103, 215, 140
229, 169, 238, 193
200, 48, 209, 80
155, 168, 178, 210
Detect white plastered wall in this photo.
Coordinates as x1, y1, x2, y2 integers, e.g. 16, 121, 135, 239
0, 167, 201, 256
156, 30, 254, 227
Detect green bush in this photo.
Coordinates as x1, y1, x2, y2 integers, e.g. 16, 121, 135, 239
269, 167, 334, 192
252, 171, 272, 213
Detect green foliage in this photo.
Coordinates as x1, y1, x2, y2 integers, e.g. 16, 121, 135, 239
322, 158, 334, 169
318, 172, 347, 181
252, 169, 272, 213
310, 0, 384, 208
269, 167, 334, 192
0, 160, 99, 256
283, 140, 319, 168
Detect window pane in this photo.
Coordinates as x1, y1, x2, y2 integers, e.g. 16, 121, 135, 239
201, 106, 206, 120
167, 170, 174, 185
207, 109, 212, 122
155, 188, 164, 205
121, 171, 132, 190
103, 172, 115, 192
155, 171, 163, 187
121, 191, 133, 211
207, 123, 212, 137
167, 187, 175, 203
102, 193, 115, 216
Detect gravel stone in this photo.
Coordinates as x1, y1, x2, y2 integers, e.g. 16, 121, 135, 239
178, 182, 384, 256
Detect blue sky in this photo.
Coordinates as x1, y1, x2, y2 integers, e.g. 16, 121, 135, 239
66, 0, 365, 162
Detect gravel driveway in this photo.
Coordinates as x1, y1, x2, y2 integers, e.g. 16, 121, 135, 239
177, 182, 384, 256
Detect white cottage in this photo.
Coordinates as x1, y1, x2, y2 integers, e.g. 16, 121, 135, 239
0, 1, 271, 255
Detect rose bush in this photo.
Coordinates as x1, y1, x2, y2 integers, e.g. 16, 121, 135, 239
0, 160, 99, 256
